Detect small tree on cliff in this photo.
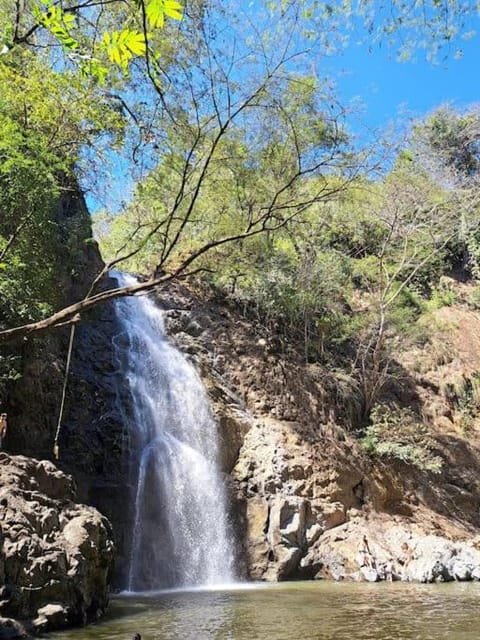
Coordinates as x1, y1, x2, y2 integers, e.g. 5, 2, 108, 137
351, 146, 480, 418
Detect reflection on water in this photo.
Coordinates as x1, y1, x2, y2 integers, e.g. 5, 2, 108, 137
49, 581, 480, 640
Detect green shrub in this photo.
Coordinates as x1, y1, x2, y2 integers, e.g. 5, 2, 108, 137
424, 286, 458, 311
361, 404, 443, 473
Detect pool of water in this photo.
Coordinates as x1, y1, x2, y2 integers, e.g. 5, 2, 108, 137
48, 581, 480, 640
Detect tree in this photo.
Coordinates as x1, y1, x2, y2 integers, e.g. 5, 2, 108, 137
0, 0, 478, 344
1, 0, 185, 81
0, 52, 123, 327
414, 106, 480, 179
3, 0, 477, 73
350, 149, 480, 417
412, 106, 480, 275
296, 0, 478, 61
0, 0, 364, 343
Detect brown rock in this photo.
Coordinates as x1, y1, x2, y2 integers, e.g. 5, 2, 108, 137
0, 455, 114, 633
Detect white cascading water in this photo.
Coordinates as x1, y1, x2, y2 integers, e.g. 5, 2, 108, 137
113, 272, 234, 591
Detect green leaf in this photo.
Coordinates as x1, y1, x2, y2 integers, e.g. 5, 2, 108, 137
146, 0, 183, 29
102, 29, 146, 70
163, 0, 183, 20
81, 58, 109, 84
146, 0, 165, 29
33, 3, 80, 51
124, 31, 147, 56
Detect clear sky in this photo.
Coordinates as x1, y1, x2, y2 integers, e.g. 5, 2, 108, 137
327, 21, 480, 132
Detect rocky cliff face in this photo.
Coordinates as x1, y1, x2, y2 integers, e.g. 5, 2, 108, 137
231, 417, 480, 583
1, 188, 127, 635
3, 187, 104, 459
159, 281, 480, 585
0, 453, 114, 637
58, 277, 134, 587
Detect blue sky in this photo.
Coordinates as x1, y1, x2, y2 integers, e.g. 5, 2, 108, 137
328, 22, 480, 132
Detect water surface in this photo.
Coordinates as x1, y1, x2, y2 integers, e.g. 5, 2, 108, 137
50, 581, 480, 640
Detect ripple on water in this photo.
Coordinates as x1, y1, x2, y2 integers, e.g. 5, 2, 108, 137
47, 581, 480, 640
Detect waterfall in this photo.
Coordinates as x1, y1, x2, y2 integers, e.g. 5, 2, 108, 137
113, 272, 234, 591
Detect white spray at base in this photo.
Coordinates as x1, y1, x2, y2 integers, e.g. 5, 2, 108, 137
113, 272, 234, 591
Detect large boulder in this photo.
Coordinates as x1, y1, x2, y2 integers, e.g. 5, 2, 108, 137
300, 517, 480, 583
0, 453, 114, 636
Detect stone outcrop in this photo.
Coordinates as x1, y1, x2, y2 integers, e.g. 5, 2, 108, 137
58, 277, 134, 587
2, 190, 132, 587
0, 186, 128, 631
156, 281, 480, 585
232, 417, 361, 580
301, 516, 480, 583
231, 415, 480, 583
0, 453, 114, 636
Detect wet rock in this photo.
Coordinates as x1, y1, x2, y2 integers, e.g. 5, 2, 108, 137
32, 603, 68, 632
471, 566, 480, 580
268, 546, 302, 581
450, 559, 471, 581
163, 309, 203, 336
57, 296, 133, 588
0, 617, 27, 639
360, 566, 380, 582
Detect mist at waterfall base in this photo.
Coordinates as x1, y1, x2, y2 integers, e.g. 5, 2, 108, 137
112, 272, 234, 592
